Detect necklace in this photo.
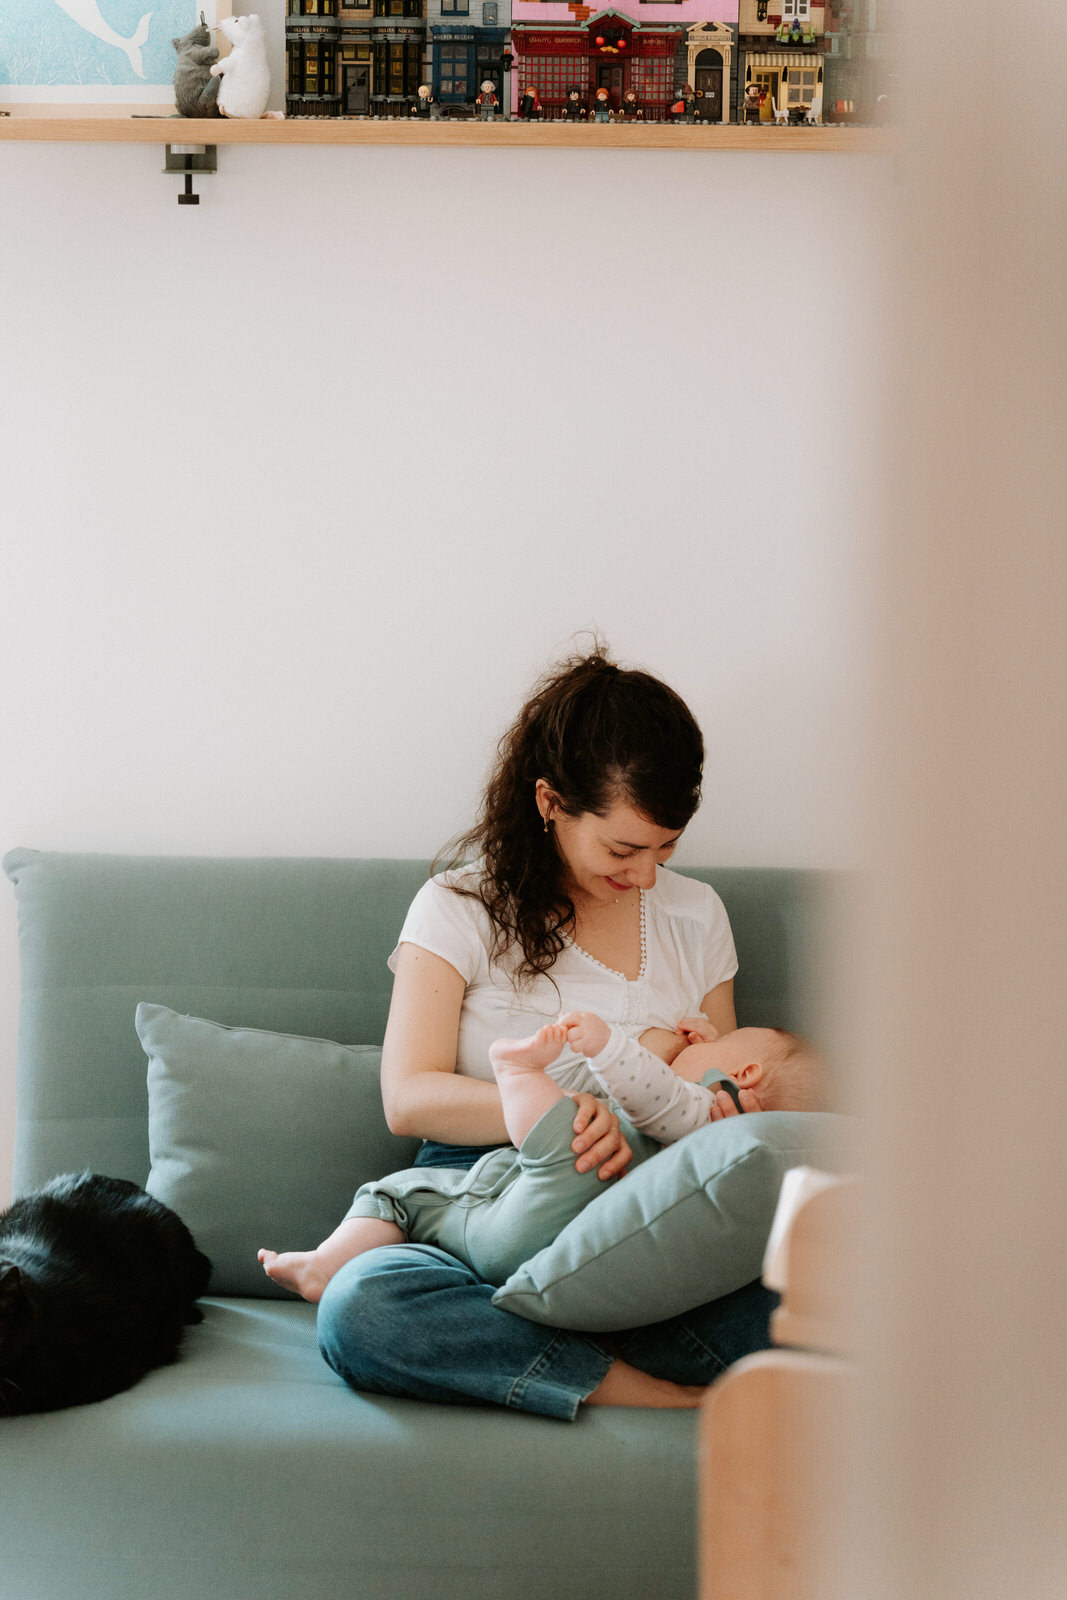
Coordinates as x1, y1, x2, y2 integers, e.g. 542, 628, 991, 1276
568, 891, 647, 983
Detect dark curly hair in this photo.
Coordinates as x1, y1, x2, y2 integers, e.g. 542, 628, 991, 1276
435, 644, 704, 987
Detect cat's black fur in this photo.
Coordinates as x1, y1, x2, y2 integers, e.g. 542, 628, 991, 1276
0, 1173, 211, 1416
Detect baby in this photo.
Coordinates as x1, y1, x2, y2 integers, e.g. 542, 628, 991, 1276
258, 1012, 831, 1303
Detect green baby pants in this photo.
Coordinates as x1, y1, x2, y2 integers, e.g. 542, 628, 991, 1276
345, 1097, 607, 1286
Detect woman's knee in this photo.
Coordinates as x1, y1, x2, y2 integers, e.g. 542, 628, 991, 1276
316, 1244, 481, 1394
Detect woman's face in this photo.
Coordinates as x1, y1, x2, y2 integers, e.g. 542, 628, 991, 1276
538, 785, 683, 905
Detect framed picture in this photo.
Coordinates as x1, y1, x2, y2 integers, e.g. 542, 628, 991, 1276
0, 2, 231, 109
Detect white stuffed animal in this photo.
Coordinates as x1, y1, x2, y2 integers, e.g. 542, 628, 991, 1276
210, 14, 271, 119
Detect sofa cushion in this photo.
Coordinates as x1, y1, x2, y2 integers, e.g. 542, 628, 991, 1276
0, 1296, 701, 1600
1, 849, 433, 1194
139, 1004, 419, 1297
492, 1110, 852, 1330
3, 849, 832, 1196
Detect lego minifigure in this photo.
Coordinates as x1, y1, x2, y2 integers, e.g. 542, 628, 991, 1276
410, 84, 436, 119
476, 80, 499, 121
592, 87, 611, 122
621, 88, 642, 119
564, 85, 586, 120
518, 86, 542, 120
742, 82, 764, 124
670, 86, 696, 124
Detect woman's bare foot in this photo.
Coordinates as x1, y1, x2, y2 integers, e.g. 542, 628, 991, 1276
584, 1358, 708, 1409
258, 1247, 332, 1304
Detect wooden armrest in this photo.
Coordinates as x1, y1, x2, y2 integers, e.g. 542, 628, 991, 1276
699, 1350, 855, 1600
698, 1173, 861, 1599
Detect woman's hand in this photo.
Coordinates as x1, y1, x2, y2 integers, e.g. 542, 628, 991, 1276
708, 1084, 764, 1120
567, 1092, 633, 1180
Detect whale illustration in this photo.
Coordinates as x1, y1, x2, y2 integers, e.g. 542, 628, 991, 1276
51, 1, 153, 80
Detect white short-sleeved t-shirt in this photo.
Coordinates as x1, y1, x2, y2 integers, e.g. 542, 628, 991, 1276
386, 865, 738, 1094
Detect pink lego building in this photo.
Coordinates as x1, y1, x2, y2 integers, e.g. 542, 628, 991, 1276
509, 2, 738, 122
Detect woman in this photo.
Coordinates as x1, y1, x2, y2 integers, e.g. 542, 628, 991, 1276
317, 649, 775, 1419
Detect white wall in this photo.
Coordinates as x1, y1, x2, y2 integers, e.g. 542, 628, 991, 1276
0, 97, 887, 1202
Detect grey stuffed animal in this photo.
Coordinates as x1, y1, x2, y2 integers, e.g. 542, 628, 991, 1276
172, 12, 221, 118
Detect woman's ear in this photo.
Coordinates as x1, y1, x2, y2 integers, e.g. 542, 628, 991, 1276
534, 777, 557, 823
734, 1061, 764, 1088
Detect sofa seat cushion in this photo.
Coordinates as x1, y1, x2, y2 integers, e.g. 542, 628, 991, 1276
0, 1298, 700, 1600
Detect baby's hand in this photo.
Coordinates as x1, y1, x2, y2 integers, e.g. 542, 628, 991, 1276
559, 1010, 611, 1058
676, 1015, 719, 1045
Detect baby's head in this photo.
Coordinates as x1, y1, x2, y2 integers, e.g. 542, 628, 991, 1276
750, 1029, 833, 1112
676, 1026, 833, 1114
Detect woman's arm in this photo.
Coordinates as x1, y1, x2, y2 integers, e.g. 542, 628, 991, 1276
637, 978, 738, 1065
700, 978, 737, 1036
380, 942, 633, 1176
380, 943, 509, 1145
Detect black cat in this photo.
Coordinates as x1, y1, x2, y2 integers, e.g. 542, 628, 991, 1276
0, 1173, 211, 1416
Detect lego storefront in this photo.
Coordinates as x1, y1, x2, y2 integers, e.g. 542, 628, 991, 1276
740, 46, 825, 121
511, 14, 679, 121
287, 4, 426, 116
430, 20, 509, 109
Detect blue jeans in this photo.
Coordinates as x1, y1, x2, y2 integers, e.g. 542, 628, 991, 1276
317, 1244, 778, 1422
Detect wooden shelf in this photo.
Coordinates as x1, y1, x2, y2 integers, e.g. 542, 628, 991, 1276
0, 114, 889, 153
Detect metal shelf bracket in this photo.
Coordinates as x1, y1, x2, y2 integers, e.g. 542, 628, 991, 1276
164, 143, 217, 206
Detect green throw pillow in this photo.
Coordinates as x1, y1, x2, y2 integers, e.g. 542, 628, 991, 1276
492, 1111, 852, 1331
139, 1003, 418, 1298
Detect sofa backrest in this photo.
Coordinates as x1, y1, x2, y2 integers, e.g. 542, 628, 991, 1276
3, 849, 832, 1195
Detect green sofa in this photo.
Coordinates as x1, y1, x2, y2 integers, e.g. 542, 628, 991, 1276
1, 849, 843, 1600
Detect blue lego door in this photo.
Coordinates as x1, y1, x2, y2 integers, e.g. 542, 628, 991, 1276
437, 41, 474, 103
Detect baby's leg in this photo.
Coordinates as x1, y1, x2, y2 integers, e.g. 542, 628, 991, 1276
489, 1022, 568, 1147
472, 1099, 603, 1284
259, 1215, 403, 1304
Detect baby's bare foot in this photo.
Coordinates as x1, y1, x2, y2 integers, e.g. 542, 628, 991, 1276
257, 1247, 332, 1304
489, 1022, 567, 1076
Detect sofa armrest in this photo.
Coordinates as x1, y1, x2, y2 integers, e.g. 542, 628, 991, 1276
698, 1175, 860, 1600
768, 1173, 861, 1356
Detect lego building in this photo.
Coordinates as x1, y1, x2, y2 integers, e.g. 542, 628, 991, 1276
426, 0, 511, 112
509, 2, 738, 122
823, 0, 900, 123
737, 0, 829, 122
287, 0, 428, 117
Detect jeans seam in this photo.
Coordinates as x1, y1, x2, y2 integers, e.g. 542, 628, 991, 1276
669, 1320, 728, 1378
506, 1331, 610, 1418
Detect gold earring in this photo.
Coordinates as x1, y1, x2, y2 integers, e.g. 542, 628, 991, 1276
543, 816, 550, 834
